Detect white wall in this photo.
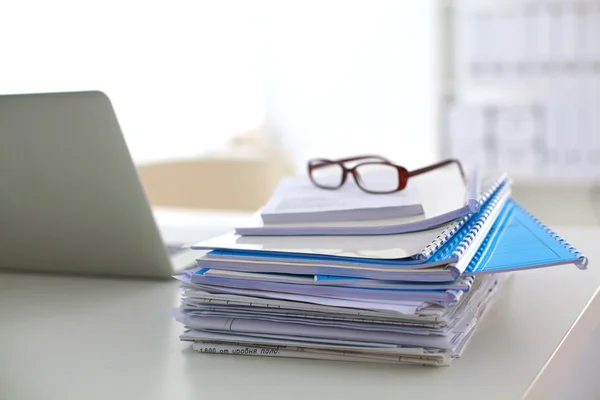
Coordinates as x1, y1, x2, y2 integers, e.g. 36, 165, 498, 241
263, 0, 440, 171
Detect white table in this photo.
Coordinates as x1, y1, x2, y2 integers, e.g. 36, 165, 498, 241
1, 227, 599, 400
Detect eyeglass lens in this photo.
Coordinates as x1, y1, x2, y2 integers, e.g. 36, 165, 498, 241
310, 161, 345, 188
354, 163, 400, 193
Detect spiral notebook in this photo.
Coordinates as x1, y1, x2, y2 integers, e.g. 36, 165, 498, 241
192, 181, 510, 264
235, 171, 508, 236
193, 184, 510, 270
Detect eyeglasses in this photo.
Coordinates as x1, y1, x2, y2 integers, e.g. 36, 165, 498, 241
307, 155, 465, 194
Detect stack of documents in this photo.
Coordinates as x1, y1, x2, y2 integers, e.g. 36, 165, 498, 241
173, 165, 588, 366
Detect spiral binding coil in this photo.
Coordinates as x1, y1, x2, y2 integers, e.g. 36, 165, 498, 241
420, 217, 468, 260
451, 184, 511, 260
479, 173, 509, 205
419, 173, 509, 260
516, 201, 589, 270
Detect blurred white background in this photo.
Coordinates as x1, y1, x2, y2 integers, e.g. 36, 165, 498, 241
445, 0, 600, 182
3, 0, 600, 182
0, 0, 439, 170
0, 0, 264, 163
262, 0, 439, 170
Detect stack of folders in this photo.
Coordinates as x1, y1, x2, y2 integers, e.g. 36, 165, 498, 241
173, 167, 588, 366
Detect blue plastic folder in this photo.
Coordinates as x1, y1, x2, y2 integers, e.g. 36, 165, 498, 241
463, 199, 588, 274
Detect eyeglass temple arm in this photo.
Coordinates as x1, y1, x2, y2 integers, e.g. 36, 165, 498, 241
407, 159, 466, 180
310, 155, 391, 169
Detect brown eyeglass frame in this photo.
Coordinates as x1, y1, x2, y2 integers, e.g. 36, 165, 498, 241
307, 155, 466, 194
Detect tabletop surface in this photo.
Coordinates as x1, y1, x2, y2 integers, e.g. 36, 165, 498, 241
1, 226, 599, 400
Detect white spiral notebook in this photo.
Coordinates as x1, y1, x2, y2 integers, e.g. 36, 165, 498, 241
192, 181, 510, 264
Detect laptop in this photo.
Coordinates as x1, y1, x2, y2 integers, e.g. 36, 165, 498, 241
0, 91, 203, 278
